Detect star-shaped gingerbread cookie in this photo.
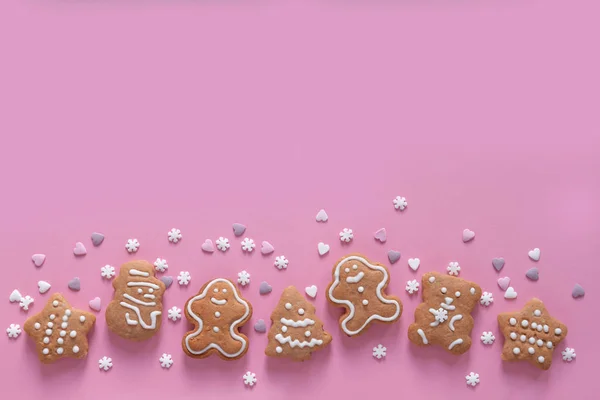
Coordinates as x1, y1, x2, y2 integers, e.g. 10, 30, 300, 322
497, 298, 567, 370
23, 293, 96, 364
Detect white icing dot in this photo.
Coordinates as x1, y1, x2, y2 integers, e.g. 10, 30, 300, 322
534, 309, 541, 317
345, 268, 350, 273
509, 318, 517, 326
546, 341, 553, 349
149, 288, 154, 293
47, 322, 53, 328
222, 289, 227, 293
72, 346, 79, 354
509, 332, 517, 340
60, 331, 66, 337
352, 264, 358, 270
537, 339, 543, 347
61, 322, 68, 329
528, 337, 535, 344
455, 291, 461, 298
80, 316, 86, 323
57, 338, 64, 345
137, 288, 143, 294
358, 286, 364, 293
538, 356, 545, 363
276, 346, 282, 353
470, 287, 475, 295
65, 310, 71, 316
52, 301, 58, 307
298, 308, 305, 315
441, 287, 447, 294
513, 347, 521, 354
62, 316, 68, 322
304, 331, 311, 337
50, 314, 55, 320
214, 288, 218, 293
544, 325, 549, 333
56, 348, 64, 355
520, 335, 526, 342
362, 300, 369, 305
555, 328, 562, 335
42, 348, 49, 355
528, 347, 535, 354
34, 323, 41, 330
282, 326, 288, 333
428, 276, 435, 283
70, 331, 76, 338
536, 325, 543, 332
45, 329, 52, 335
531, 322, 538, 329
43, 337, 50, 344
521, 319, 529, 328
285, 303, 292, 310
213, 327, 219, 333
215, 312, 221, 318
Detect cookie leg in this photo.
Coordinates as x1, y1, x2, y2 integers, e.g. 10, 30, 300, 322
408, 324, 431, 346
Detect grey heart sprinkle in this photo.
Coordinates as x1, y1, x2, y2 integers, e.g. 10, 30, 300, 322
492, 257, 505, 272
254, 319, 267, 333
91, 232, 105, 246
572, 284, 585, 298
68, 277, 81, 291
232, 223, 246, 237
160, 276, 173, 289
387, 250, 401, 264
525, 268, 539, 281
259, 281, 272, 295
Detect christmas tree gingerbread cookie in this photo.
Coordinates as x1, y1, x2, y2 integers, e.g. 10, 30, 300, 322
106, 260, 166, 341
265, 286, 332, 361
327, 254, 402, 337
408, 272, 482, 354
183, 278, 253, 360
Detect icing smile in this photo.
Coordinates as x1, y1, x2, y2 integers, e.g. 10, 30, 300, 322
345, 271, 364, 283
210, 298, 227, 305
275, 334, 323, 348
280, 317, 315, 327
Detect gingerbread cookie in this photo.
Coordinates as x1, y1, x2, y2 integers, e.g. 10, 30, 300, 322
327, 254, 402, 337
498, 298, 567, 370
183, 278, 252, 360
23, 293, 96, 364
106, 261, 166, 341
265, 286, 332, 361
408, 272, 482, 354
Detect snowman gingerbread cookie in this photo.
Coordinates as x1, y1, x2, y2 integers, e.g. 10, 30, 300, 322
327, 254, 402, 336
183, 278, 253, 360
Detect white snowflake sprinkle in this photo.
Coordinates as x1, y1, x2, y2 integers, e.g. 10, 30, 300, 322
393, 196, 408, 211
480, 292, 494, 306
241, 238, 255, 252
274, 256, 289, 270
177, 271, 191, 286
167, 228, 182, 243
405, 280, 420, 294
159, 353, 173, 369
465, 372, 479, 387
339, 228, 354, 243
216, 237, 230, 252
447, 261, 461, 276
6, 324, 21, 338
168, 306, 182, 321
154, 258, 168, 272
372, 344, 387, 359
432, 308, 448, 323
237, 270, 251, 286
98, 356, 113, 371
100, 265, 115, 279
19, 295, 34, 311
480, 331, 495, 345
125, 239, 140, 253
243, 371, 257, 387
562, 347, 576, 362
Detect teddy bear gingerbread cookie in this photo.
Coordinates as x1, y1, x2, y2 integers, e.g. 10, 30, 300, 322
327, 254, 402, 336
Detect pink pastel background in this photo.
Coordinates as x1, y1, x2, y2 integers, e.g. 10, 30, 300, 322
1, 1, 599, 399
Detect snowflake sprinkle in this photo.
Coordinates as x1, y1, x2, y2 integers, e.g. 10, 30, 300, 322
168, 306, 182, 321
19, 295, 34, 311
274, 256, 289, 270
480, 331, 495, 345
98, 356, 113, 371
243, 371, 257, 387
372, 344, 387, 359
167, 228, 182, 243
6, 324, 21, 339
154, 258, 168, 273
405, 280, 420, 294
562, 347, 576, 362
125, 239, 140, 253
159, 353, 173, 369
465, 372, 480, 387
216, 237, 230, 252
100, 265, 115, 279
480, 292, 494, 306
447, 261, 461, 276
339, 228, 354, 243
241, 238, 255, 252
237, 270, 251, 286
393, 196, 408, 211
177, 271, 191, 286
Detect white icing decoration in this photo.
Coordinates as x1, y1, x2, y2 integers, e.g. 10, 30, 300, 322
534, 309, 541, 317
448, 338, 463, 350
441, 287, 447, 294
352, 264, 358, 270
73, 346, 79, 353
123, 294, 156, 307
215, 312, 221, 317
531, 322, 537, 329
528, 337, 535, 344
80, 316, 85, 323
58, 338, 64, 345
275, 346, 282, 353
528, 347, 535, 354
47, 322, 53, 328
282, 326, 288, 333
536, 325, 543, 332
121, 302, 161, 329
43, 348, 49, 355
149, 288, 154, 293
346, 272, 365, 283
280, 318, 315, 328
298, 308, 305, 315
45, 329, 52, 335
428, 276, 435, 283
520, 335, 526, 342
546, 341, 553, 349
43, 337, 49, 344
328, 256, 401, 336
275, 333, 323, 348
52, 301, 58, 307
65, 310, 71, 316
449, 314, 463, 332
358, 287, 364, 293
70, 331, 76, 338
555, 328, 562, 335
184, 278, 250, 358
544, 325, 549, 333
213, 327, 219, 333
304, 331, 311, 337
455, 291, 461, 298
60, 331, 66, 337
510, 332, 517, 340
211, 298, 227, 305
213, 288, 218, 293
137, 288, 143, 294
127, 282, 160, 289
143, 294, 155, 300
222, 289, 227, 293
57, 348, 63, 355
50, 315, 55, 320
344, 268, 350, 273
538, 356, 545, 363
285, 303, 292, 310
509, 318, 517, 326
521, 319, 529, 328
34, 323, 40, 330
61, 322, 67, 329
62, 316, 68, 322
537, 339, 543, 347
470, 287, 475, 295
362, 300, 369, 305
129, 269, 150, 277
417, 328, 428, 344
513, 347, 520, 354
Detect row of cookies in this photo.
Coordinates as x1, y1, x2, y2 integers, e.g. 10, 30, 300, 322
23, 255, 568, 370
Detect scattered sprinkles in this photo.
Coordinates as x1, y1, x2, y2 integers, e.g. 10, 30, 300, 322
562, 347, 576, 362
6, 324, 21, 338
405, 279, 419, 294
125, 239, 140, 253
167, 228, 182, 243
167, 306, 182, 321
339, 228, 354, 243
447, 261, 461, 276
177, 271, 191, 286
393, 196, 407, 210
100, 265, 115, 279
98, 356, 113, 371
159, 353, 174, 368
216, 237, 230, 252
372, 344, 387, 359
465, 372, 480, 387
241, 238, 255, 252
274, 256, 289, 270
154, 258, 168, 272
480, 292, 494, 306
237, 271, 251, 286
480, 331, 495, 345
243, 371, 257, 387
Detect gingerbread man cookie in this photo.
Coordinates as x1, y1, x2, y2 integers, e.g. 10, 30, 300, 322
106, 261, 166, 341
327, 254, 402, 337
23, 293, 96, 364
183, 278, 253, 360
498, 298, 567, 370
265, 286, 332, 361
408, 272, 482, 354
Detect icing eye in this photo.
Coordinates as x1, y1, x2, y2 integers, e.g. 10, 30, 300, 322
149, 288, 154, 293
352, 265, 358, 270
428, 276, 435, 283
222, 289, 227, 293
455, 291, 461, 297
441, 287, 447, 294
345, 268, 350, 273
215, 312, 221, 318
285, 303, 292, 310
282, 326, 288, 333
469, 287, 475, 295
358, 286, 364, 293
137, 289, 143, 294
214, 288, 218, 293
305, 331, 311, 337
298, 308, 305, 315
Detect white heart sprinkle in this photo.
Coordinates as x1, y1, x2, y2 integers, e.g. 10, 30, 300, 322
408, 258, 420, 271
305, 285, 318, 298
504, 287, 518, 299
315, 209, 328, 222
38, 281, 51, 294
9, 289, 22, 303
528, 248, 540, 261
317, 242, 330, 256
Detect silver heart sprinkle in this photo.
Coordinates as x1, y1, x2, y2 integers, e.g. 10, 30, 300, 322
259, 281, 272, 295
254, 319, 267, 333
572, 284, 585, 298
387, 250, 401, 264
68, 277, 81, 291
91, 232, 105, 246
160, 276, 173, 289
232, 223, 246, 237
492, 257, 505, 272
525, 268, 539, 281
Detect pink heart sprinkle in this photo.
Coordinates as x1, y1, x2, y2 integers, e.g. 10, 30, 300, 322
462, 229, 475, 242
374, 228, 387, 243
261, 241, 275, 255
89, 297, 102, 311
201, 239, 215, 253
32, 254, 46, 267
73, 242, 87, 256
497, 277, 510, 291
